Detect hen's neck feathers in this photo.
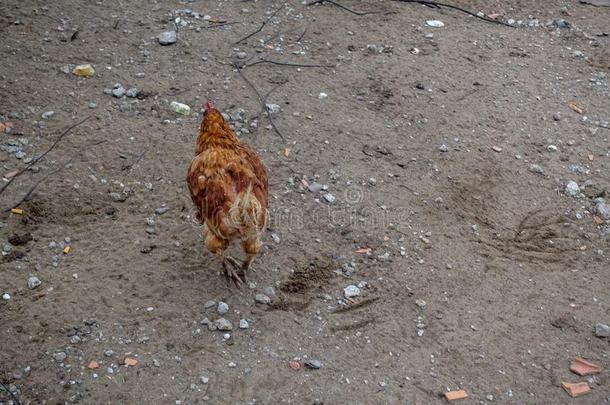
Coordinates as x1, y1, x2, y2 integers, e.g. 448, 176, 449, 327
196, 108, 240, 154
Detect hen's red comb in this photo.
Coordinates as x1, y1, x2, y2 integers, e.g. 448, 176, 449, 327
205, 100, 213, 110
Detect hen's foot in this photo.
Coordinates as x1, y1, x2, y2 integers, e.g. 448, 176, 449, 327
222, 257, 243, 288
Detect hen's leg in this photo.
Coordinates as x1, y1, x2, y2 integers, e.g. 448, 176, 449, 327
205, 229, 243, 287
241, 236, 262, 283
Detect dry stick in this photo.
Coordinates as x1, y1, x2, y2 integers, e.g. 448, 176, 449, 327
234, 3, 285, 44
295, 27, 308, 43
204, 21, 240, 29
0, 380, 22, 405
233, 63, 285, 140
244, 59, 333, 69
307, 0, 380, 15
0, 116, 91, 197
392, 0, 514, 27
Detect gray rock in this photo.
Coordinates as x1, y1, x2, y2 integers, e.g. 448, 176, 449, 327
305, 359, 322, 369
235, 51, 247, 59
110, 192, 127, 202
214, 318, 233, 331
200, 376, 209, 384
41, 111, 55, 119
529, 164, 544, 175
596, 202, 610, 220
344, 285, 361, 298
415, 299, 427, 309
217, 301, 229, 314
323, 193, 336, 203
125, 88, 139, 98
565, 181, 580, 197
239, 319, 249, 329
265, 103, 280, 114
439, 144, 449, 152
271, 233, 281, 244
255, 293, 271, 304
553, 112, 562, 121
53, 352, 67, 362
308, 182, 323, 193
155, 207, 170, 215
104, 350, 114, 357
159, 31, 177, 45
204, 300, 216, 309
112, 86, 126, 98
27, 276, 41, 290
594, 323, 610, 338
263, 286, 276, 298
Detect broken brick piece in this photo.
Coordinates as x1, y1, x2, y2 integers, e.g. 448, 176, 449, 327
124, 357, 138, 366
570, 357, 602, 376
561, 382, 590, 397
444, 390, 468, 402
87, 360, 99, 369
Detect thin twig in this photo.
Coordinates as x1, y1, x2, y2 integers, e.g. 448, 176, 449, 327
0, 380, 22, 405
204, 21, 240, 29
244, 59, 333, 69
392, 0, 514, 27
233, 63, 285, 140
121, 150, 147, 171
234, 4, 285, 44
0, 116, 91, 197
295, 27, 308, 43
307, 0, 380, 15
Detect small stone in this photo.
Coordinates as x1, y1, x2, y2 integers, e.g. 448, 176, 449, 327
439, 144, 449, 152
215, 318, 233, 331
125, 88, 139, 98
491, 146, 502, 152
426, 20, 445, 28
239, 319, 249, 329
170, 101, 191, 115
323, 193, 336, 203
486, 394, 494, 401
595, 323, 610, 338
565, 181, 580, 197
529, 164, 544, 174
200, 376, 209, 384
271, 233, 281, 244
255, 294, 271, 304
112, 86, 126, 98
72, 64, 95, 77
344, 285, 361, 298
204, 300, 216, 309
553, 112, 562, 121
308, 182, 323, 193
263, 286, 276, 298
235, 51, 247, 59
265, 103, 280, 114
153, 359, 161, 367
318, 92, 328, 99
155, 207, 170, 215
305, 360, 322, 369
104, 350, 114, 357
158, 31, 177, 45
217, 301, 229, 314
27, 276, 41, 290
53, 352, 67, 362
2, 293, 10, 300
41, 111, 55, 119
415, 299, 427, 308
228, 362, 237, 368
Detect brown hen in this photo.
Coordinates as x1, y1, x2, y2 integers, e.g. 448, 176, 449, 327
187, 101, 268, 286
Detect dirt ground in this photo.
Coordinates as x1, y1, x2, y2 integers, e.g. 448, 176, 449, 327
1, 0, 609, 404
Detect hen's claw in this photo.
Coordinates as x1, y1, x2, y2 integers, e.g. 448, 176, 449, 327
222, 258, 243, 288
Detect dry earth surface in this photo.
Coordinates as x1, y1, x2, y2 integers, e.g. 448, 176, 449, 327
1, 0, 609, 404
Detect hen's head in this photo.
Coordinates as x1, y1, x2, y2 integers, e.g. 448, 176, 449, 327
202, 99, 224, 123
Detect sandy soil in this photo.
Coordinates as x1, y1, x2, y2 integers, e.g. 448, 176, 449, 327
1, 0, 609, 404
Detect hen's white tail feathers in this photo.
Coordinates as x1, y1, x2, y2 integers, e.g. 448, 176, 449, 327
228, 184, 263, 238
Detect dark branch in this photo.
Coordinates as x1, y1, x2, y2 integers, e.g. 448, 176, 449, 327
234, 4, 285, 44
307, 0, 380, 16
392, 0, 514, 27
244, 59, 333, 69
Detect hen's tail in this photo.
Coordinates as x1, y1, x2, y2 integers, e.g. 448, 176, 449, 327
228, 184, 265, 237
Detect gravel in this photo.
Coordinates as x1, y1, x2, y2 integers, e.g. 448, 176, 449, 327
204, 300, 216, 309
255, 294, 271, 304
112, 86, 126, 98
344, 285, 361, 298
239, 319, 249, 329
155, 207, 170, 215
304, 360, 322, 369
158, 31, 177, 45
27, 276, 41, 290
217, 301, 229, 314
53, 352, 67, 362
595, 323, 610, 338
214, 318, 233, 331
308, 182, 324, 193
565, 181, 580, 197
41, 111, 55, 119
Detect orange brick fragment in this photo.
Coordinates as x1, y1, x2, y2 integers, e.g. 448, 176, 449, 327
288, 360, 301, 370
561, 382, 590, 397
87, 360, 99, 369
445, 390, 468, 401
63, 246, 71, 254
570, 357, 602, 376
124, 357, 138, 366
11, 208, 23, 215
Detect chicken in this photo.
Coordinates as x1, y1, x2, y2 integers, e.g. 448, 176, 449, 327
187, 101, 268, 286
